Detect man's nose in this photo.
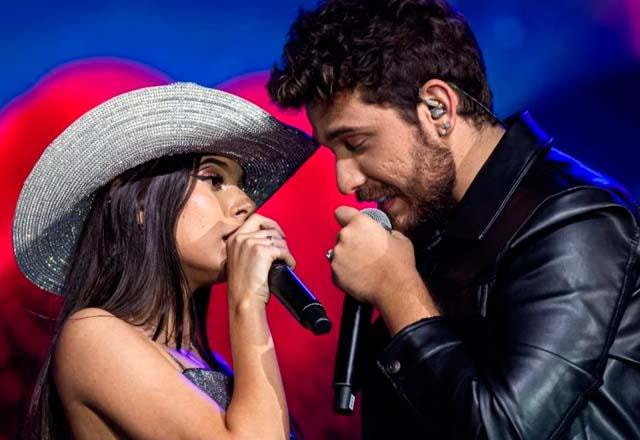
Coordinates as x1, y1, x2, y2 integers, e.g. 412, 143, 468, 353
336, 157, 366, 195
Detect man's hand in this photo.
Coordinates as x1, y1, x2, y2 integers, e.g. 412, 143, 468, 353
330, 206, 440, 334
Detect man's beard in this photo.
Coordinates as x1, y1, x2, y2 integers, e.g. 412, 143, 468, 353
357, 131, 456, 240
402, 134, 456, 240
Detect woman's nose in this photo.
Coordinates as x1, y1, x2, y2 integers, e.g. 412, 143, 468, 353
230, 190, 256, 220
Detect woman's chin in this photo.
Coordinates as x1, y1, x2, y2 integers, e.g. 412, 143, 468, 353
187, 263, 227, 291
206, 262, 227, 285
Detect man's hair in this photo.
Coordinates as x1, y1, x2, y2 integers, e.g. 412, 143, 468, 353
268, 0, 494, 125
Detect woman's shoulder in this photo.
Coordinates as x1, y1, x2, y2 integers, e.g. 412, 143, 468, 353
64, 306, 120, 324
53, 308, 166, 399
52, 309, 230, 437
56, 307, 141, 351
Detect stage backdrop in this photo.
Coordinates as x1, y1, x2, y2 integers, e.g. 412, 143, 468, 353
1, 1, 639, 438
0, 60, 364, 438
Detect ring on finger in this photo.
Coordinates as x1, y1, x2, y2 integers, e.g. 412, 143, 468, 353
325, 248, 334, 262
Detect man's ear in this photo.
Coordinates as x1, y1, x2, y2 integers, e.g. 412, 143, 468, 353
417, 79, 459, 138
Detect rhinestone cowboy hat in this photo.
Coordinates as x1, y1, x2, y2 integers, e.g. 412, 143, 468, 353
13, 82, 318, 294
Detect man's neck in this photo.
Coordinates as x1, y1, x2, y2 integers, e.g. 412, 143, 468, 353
451, 121, 506, 201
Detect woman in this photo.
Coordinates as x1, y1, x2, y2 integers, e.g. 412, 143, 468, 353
13, 83, 318, 439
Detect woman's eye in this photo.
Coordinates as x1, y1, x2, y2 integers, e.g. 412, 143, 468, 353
197, 174, 224, 188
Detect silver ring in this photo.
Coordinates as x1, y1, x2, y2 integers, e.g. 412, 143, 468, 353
325, 248, 334, 262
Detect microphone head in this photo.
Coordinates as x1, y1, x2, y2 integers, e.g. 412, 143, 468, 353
360, 208, 392, 232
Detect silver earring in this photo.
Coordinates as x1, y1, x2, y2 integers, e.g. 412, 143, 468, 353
425, 98, 446, 119
439, 121, 451, 136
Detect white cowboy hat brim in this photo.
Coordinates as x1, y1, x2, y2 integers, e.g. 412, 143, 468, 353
13, 82, 318, 294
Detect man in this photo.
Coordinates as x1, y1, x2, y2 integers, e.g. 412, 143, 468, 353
268, 0, 640, 438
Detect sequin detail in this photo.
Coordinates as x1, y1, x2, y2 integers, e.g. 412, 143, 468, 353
181, 362, 299, 439
182, 368, 233, 409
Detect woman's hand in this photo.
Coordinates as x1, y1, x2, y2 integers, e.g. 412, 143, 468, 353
225, 214, 295, 307
224, 214, 294, 439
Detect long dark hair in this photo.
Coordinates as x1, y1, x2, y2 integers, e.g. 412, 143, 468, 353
24, 153, 219, 439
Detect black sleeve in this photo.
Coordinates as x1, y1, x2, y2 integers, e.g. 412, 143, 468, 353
377, 189, 639, 439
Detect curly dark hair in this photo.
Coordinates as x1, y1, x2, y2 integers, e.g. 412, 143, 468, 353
268, 0, 494, 125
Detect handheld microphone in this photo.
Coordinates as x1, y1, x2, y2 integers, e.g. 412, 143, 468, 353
333, 208, 392, 414
268, 262, 332, 335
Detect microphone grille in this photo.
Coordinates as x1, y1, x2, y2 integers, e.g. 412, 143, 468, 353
360, 208, 392, 232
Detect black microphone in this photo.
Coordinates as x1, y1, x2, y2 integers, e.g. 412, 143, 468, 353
333, 208, 392, 414
268, 262, 332, 335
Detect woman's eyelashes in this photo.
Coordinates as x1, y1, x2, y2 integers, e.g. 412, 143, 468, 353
196, 173, 225, 189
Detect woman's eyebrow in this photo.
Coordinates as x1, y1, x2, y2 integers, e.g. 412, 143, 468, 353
198, 157, 244, 184
199, 158, 230, 170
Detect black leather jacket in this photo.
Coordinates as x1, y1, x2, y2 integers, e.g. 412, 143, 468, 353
361, 112, 640, 439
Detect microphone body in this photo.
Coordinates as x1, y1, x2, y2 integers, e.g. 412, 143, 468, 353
333, 208, 392, 414
333, 296, 372, 413
268, 262, 332, 335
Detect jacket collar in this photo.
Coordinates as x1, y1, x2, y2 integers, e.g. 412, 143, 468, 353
445, 111, 554, 241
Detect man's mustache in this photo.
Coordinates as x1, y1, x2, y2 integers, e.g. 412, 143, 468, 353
356, 181, 399, 203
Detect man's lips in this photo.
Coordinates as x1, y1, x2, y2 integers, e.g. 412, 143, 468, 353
358, 194, 396, 212
378, 195, 396, 212
357, 191, 399, 213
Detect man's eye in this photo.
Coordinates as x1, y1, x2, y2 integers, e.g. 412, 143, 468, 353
344, 139, 366, 153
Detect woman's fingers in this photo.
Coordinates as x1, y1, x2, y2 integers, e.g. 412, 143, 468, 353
275, 248, 296, 269
236, 228, 285, 242
232, 232, 295, 267
228, 228, 284, 251
233, 214, 285, 237
225, 215, 296, 304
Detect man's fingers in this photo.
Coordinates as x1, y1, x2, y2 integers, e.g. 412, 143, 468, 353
334, 206, 360, 227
